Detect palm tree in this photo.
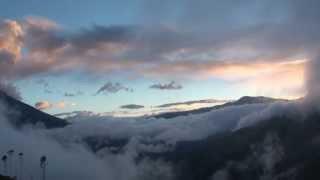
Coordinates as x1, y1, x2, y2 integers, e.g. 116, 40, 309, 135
18, 153, 23, 180
40, 156, 47, 180
7, 150, 14, 177
1, 155, 7, 176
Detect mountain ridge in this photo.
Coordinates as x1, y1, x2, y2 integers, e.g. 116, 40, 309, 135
0, 90, 69, 129
153, 96, 287, 119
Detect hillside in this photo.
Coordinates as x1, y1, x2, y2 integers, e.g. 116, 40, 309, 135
143, 108, 320, 179
0, 90, 69, 129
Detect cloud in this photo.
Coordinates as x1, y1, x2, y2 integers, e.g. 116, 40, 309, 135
157, 99, 227, 108
34, 100, 75, 110
96, 82, 133, 95
35, 78, 56, 94
70, 25, 135, 52
120, 104, 145, 109
0, 13, 310, 81
229, 60, 306, 99
0, 20, 23, 64
57, 98, 228, 117
35, 79, 49, 88
23, 16, 65, 53
64, 91, 83, 97
35, 101, 52, 110
56, 101, 66, 109
0, 50, 16, 65
0, 104, 116, 180
0, 80, 22, 100
0, 101, 176, 180
305, 55, 320, 102
150, 81, 182, 90
0, 0, 318, 99
53, 111, 94, 118
59, 100, 297, 146
64, 93, 75, 97
0, 95, 302, 180
147, 59, 305, 98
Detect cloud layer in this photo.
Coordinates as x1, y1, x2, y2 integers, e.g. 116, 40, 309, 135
0, 94, 304, 180
0, 103, 176, 180
1, 0, 319, 99
0, 9, 312, 80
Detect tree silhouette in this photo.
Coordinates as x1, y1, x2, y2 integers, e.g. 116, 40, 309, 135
18, 153, 23, 180
40, 156, 47, 180
7, 150, 14, 177
1, 155, 7, 176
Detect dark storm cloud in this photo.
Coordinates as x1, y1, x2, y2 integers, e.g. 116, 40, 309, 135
150, 81, 182, 90
96, 82, 133, 95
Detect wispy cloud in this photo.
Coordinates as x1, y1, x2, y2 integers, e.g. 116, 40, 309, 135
35, 79, 49, 88
120, 104, 145, 109
96, 82, 133, 95
64, 91, 84, 97
157, 99, 227, 108
150, 81, 182, 90
53, 110, 94, 118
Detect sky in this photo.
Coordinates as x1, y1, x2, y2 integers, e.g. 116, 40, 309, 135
0, 0, 315, 115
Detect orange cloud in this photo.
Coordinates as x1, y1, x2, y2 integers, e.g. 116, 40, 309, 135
206, 59, 305, 81
0, 20, 23, 63
227, 60, 306, 99
144, 59, 306, 98
35, 101, 52, 110
35, 100, 76, 111
0, 17, 308, 101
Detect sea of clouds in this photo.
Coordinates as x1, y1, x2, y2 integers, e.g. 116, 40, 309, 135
0, 100, 301, 180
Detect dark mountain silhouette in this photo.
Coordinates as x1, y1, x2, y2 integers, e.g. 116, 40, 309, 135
0, 90, 69, 129
0, 175, 13, 180
154, 96, 287, 119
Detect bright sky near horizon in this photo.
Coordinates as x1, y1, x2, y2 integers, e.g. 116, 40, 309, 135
0, 0, 312, 115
